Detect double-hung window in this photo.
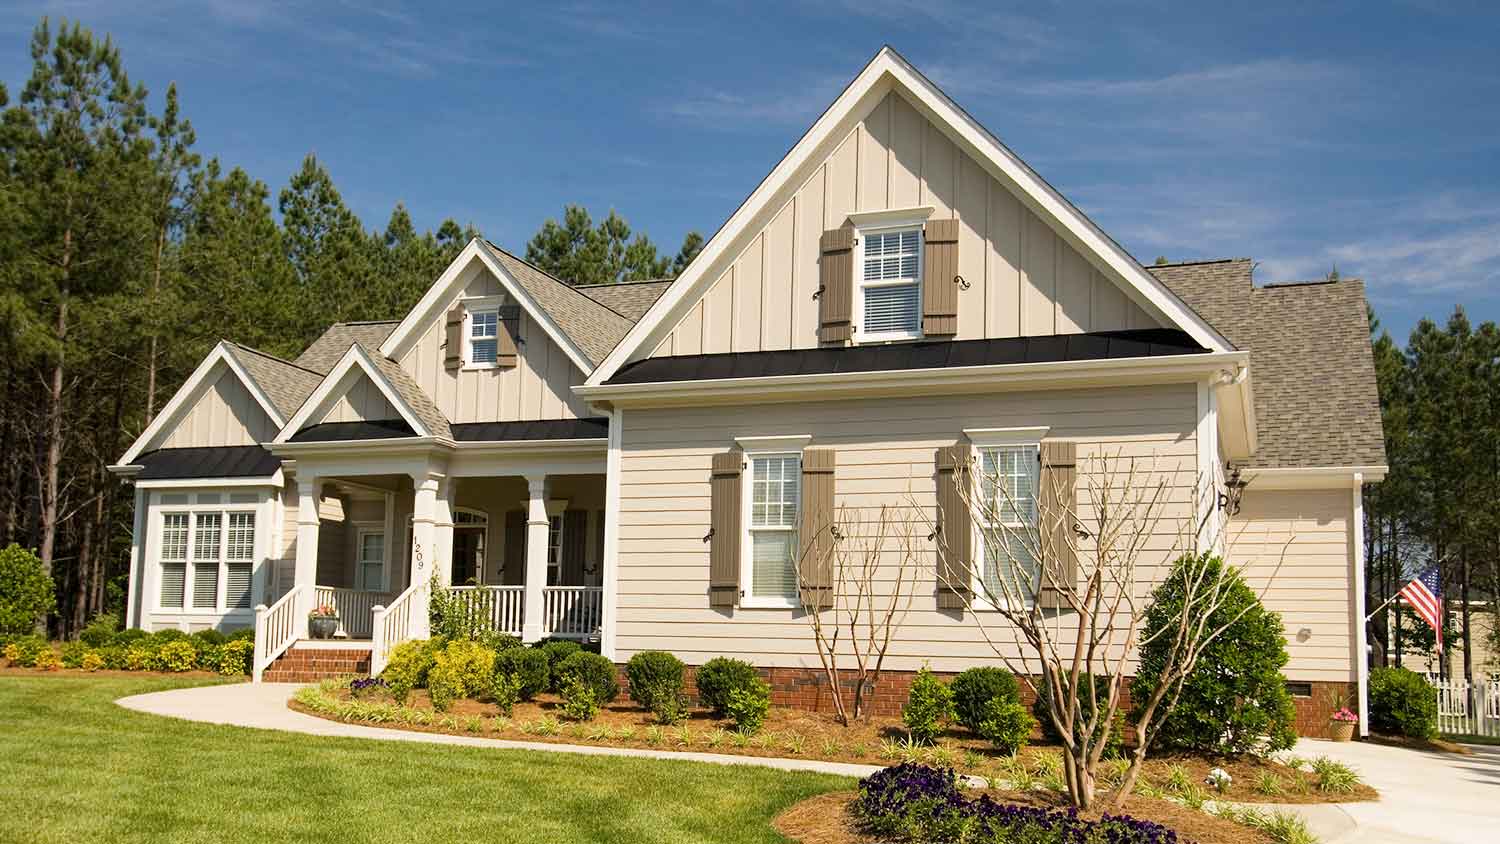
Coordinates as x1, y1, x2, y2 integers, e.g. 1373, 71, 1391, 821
976, 445, 1041, 607
158, 514, 189, 609
157, 507, 256, 612
356, 530, 386, 593
468, 309, 499, 366
745, 454, 801, 606
545, 515, 563, 585
857, 227, 922, 341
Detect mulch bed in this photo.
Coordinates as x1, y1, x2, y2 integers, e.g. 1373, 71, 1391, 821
771, 790, 1277, 844
297, 685, 1376, 805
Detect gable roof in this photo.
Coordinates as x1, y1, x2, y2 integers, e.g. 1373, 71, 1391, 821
1149, 258, 1386, 470
274, 343, 451, 443
224, 343, 323, 419
585, 46, 1232, 387
294, 321, 400, 373
478, 241, 636, 365
576, 279, 673, 321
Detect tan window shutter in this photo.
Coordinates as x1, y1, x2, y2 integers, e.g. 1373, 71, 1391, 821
797, 448, 837, 608
561, 510, 588, 586
444, 305, 465, 371
922, 218, 959, 336
1037, 441, 1078, 609
818, 227, 855, 344
708, 451, 743, 607
497, 305, 519, 368
935, 445, 972, 609
503, 510, 525, 585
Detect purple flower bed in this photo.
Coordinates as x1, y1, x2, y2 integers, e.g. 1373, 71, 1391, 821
349, 677, 388, 698
852, 763, 1178, 843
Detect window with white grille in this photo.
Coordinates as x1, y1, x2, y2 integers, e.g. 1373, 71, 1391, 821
357, 530, 385, 593
226, 513, 256, 609
156, 507, 257, 613
858, 228, 922, 340
469, 309, 498, 365
746, 454, 800, 604
159, 513, 188, 609
977, 445, 1040, 606
545, 515, 563, 586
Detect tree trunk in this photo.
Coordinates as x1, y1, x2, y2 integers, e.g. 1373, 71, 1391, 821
38, 226, 72, 573
1461, 551, 1473, 684
144, 222, 167, 424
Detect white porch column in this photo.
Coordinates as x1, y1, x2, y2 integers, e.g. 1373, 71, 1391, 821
434, 476, 455, 590
409, 472, 441, 638
294, 474, 321, 639
521, 474, 550, 643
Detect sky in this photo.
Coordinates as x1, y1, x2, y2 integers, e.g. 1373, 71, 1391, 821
2, 1, 1496, 342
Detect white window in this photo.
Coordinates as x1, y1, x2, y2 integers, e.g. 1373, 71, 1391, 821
546, 515, 563, 586
468, 309, 499, 366
857, 227, 922, 341
356, 530, 386, 592
156, 507, 257, 613
158, 513, 189, 609
975, 445, 1040, 607
744, 454, 801, 606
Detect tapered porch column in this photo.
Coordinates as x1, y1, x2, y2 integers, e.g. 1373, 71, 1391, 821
521, 474, 550, 642
293, 474, 321, 639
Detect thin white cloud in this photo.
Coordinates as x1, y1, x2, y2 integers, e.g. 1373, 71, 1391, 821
657, 75, 847, 127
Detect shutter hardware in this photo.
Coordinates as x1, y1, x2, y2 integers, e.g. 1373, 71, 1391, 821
702, 527, 714, 543
953, 273, 971, 290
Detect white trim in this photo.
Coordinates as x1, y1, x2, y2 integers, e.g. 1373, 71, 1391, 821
600, 407, 622, 659
378, 239, 595, 375
132, 471, 285, 490
273, 344, 431, 443
355, 525, 389, 593
125, 486, 146, 628
963, 426, 1049, 446
149, 498, 264, 615
845, 205, 935, 228
1195, 380, 1218, 553
584, 47, 1231, 387
853, 221, 924, 343
1242, 465, 1389, 490
738, 448, 802, 610
734, 434, 812, 451
118, 342, 286, 465
1352, 472, 1370, 737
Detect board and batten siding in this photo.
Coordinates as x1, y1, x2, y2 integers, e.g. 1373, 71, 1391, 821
613, 384, 1201, 674
314, 373, 401, 424
396, 262, 591, 423
160, 366, 278, 449
648, 90, 1157, 358
1227, 488, 1357, 682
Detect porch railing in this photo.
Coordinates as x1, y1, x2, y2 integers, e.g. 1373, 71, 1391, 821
542, 586, 602, 640
315, 585, 393, 639
1431, 676, 1500, 738
252, 584, 302, 683
449, 586, 525, 637
370, 583, 420, 677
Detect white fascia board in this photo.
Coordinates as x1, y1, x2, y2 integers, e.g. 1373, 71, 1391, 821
272, 345, 431, 443
378, 238, 595, 376
132, 471, 285, 490
450, 438, 608, 454
1241, 465, 1389, 489
118, 342, 285, 465
584, 47, 1232, 387
578, 351, 1250, 408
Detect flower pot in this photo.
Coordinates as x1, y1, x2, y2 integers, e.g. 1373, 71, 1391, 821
309, 617, 338, 640
1328, 720, 1356, 742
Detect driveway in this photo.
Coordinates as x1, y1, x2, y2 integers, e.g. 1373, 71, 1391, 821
1289, 737, 1500, 843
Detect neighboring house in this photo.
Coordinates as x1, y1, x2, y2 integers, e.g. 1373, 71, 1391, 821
109, 48, 1384, 733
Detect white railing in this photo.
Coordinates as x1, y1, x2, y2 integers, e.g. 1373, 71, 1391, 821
541, 586, 602, 639
253, 584, 303, 683
449, 586, 525, 636
1430, 677, 1500, 738
314, 585, 393, 639
370, 583, 420, 677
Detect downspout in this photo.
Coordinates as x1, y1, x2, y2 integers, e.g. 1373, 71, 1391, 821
1352, 472, 1370, 737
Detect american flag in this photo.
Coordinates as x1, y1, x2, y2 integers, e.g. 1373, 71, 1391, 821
1399, 565, 1444, 653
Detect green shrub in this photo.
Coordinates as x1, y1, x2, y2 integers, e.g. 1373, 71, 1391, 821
157, 639, 197, 672
217, 639, 253, 676
98, 644, 127, 670
494, 647, 550, 701
226, 627, 255, 643
432, 640, 495, 699
951, 666, 1020, 733
490, 672, 521, 716
902, 665, 955, 744
81, 650, 105, 672
627, 650, 685, 715
1033, 671, 1122, 757
696, 656, 760, 716
539, 640, 583, 688
726, 678, 771, 734
189, 630, 227, 670
1133, 552, 1296, 756
125, 642, 157, 671
148, 628, 188, 644
192, 628, 228, 647
32, 646, 60, 670
3, 634, 47, 666
0, 544, 55, 636
560, 676, 600, 721
382, 639, 439, 704
427, 663, 460, 712
478, 630, 522, 652
555, 650, 619, 703
111, 628, 149, 647
60, 640, 88, 668
977, 697, 1034, 753
78, 614, 119, 648
1369, 667, 1438, 739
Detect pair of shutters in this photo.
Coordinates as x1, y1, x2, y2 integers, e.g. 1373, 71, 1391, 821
817, 218, 960, 343
501, 509, 589, 585
444, 303, 519, 371
707, 449, 837, 608
935, 441, 1079, 610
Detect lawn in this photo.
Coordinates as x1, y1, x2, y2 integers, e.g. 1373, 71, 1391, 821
0, 674, 850, 844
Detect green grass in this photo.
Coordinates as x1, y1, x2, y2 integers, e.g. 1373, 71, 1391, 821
0, 674, 850, 844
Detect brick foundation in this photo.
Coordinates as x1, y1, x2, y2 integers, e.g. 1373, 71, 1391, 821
628, 663, 1357, 739
263, 646, 371, 683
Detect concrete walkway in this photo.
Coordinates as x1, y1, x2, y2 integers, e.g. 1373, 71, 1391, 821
117, 684, 1500, 843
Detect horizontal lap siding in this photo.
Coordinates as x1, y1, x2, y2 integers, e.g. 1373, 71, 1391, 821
615, 385, 1197, 673
1229, 488, 1356, 681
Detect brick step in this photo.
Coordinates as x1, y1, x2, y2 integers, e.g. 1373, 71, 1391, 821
262, 645, 372, 683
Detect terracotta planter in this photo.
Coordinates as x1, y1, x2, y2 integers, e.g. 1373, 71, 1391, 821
309, 616, 338, 640
1328, 720, 1356, 742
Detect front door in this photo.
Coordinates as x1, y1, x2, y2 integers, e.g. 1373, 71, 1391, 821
451, 528, 484, 586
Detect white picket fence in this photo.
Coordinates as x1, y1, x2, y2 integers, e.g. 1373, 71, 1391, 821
1429, 676, 1500, 737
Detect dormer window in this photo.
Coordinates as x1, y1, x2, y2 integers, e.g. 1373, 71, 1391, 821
856, 227, 922, 341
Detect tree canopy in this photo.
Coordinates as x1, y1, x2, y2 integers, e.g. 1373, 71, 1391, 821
525, 204, 702, 285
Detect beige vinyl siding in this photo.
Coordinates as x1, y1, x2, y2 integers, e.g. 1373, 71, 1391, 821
614, 384, 1199, 674
160, 366, 277, 449
648, 90, 1158, 358
397, 262, 591, 423
314, 372, 401, 424
1228, 488, 1357, 682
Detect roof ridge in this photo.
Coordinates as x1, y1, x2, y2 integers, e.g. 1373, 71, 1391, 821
224, 341, 324, 377
1259, 278, 1357, 290
1145, 257, 1250, 269
335, 319, 402, 326
576, 277, 675, 288
481, 239, 639, 323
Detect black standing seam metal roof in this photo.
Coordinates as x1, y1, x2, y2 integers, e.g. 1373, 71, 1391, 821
605, 329, 1209, 385
135, 446, 282, 480
288, 418, 609, 444
289, 420, 417, 442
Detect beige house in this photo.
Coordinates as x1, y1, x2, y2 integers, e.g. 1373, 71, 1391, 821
110, 48, 1384, 733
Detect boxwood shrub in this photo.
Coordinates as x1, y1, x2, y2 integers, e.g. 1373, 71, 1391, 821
555, 650, 619, 703
626, 650, 685, 714
495, 646, 550, 700
695, 656, 759, 717
950, 666, 1020, 733
1369, 666, 1438, 739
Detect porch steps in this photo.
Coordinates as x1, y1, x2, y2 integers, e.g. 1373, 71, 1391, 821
262, 642, 372, 683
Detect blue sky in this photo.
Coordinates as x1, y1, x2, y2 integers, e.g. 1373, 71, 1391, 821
3, 1, 1496, 342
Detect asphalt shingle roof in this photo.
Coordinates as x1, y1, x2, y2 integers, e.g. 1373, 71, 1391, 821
481, 241, 636, 366
224, 343, 323, 420
293, 321, 400, 374
575, 279, 673, 321
1149, 258, 1386, 470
